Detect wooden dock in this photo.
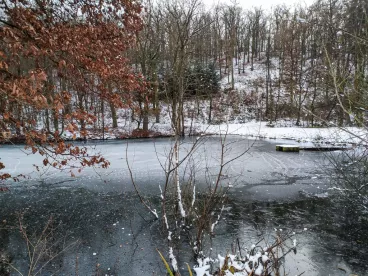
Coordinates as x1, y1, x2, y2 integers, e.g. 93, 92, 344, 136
276, 145, 300, 152
276, 144, 351, 152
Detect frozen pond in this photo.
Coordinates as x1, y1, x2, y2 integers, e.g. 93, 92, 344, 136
0, 137, 330, 195
0, 137, 367, 275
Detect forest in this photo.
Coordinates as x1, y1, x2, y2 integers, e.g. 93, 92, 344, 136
1, 0, 367, 139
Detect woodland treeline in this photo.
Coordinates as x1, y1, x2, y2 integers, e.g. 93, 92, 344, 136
1, 0, 368, 137
135, 0, 368, 131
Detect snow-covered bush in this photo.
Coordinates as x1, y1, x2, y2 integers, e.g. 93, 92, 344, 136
193, 230, 297, 276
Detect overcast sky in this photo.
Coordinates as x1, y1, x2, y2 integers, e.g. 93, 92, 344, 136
202, 0, 314, 10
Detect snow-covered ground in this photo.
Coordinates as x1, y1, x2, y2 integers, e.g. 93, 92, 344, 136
220, 57, 279, 92
200, 121, 367, 145
57, 107, 367, 146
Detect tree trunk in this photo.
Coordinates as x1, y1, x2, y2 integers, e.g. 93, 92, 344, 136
101, 99, 105, 140
110, 102, 118, 128
143, 102, 149, 131
208, 96, 213, 123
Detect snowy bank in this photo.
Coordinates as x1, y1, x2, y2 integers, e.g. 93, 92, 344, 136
201, 121, 367, 144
